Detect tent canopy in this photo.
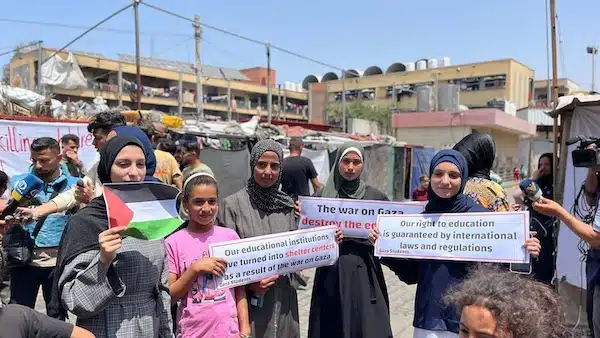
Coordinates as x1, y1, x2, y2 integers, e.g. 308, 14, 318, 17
548, 94, 600, 118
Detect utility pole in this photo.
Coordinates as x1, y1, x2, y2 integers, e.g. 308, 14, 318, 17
194, 15, 204, 121
594, 49, 597, 93
133, 0, 142, 112
177, 71, 183, 116
266, 42, 272, 124
37, 41, 44, 95
550, 0, 559, 200
587, 46, 598, 92
279, 84, 285, 121
545, 0, 551, 107
118, 62, 123, 106
227, 80, 232, 121
391, 83, 397, 135
342, 69, 347, 133
434, 72, 440, 111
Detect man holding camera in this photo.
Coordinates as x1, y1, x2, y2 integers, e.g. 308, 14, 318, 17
532, 145, 600, 336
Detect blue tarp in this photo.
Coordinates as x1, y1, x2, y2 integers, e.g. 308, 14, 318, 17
410, 147, 436, 193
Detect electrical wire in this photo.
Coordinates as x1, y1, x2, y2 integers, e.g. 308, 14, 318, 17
555, 13, 567, 78
0, 17, 188, 37
544, 0, 551, 107
84, 36, 196, 82
42, 3, 133, 66
140, 1, 345, 72
202, 37, 264, 66
0, 40, 42, 58
568, 169, 597, 332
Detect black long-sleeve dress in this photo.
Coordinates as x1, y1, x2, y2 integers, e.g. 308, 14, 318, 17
308, 185, 393, 338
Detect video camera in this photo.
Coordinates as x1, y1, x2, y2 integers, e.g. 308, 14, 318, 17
567, 135, 600, 168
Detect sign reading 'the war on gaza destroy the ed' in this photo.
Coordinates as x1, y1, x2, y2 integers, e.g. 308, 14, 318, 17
299, 196, 425, 238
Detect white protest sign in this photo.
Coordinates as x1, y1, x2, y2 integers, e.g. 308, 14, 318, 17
0, 119, 98, 178
375, 211, 530, 264
299, 196, 426, 238
209, 226, 339, 290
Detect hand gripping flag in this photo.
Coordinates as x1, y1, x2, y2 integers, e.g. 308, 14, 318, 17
103, 182, 183, 240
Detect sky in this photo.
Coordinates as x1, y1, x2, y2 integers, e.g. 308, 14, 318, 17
1, 0, 599, 90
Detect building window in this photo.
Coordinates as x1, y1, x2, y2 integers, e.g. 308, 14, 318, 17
460, 78, 480, 91
455, 74, 507, 91
483, 75, 506, 89
360, 88, 375, 100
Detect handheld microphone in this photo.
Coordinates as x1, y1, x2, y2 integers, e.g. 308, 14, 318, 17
518, 179, 543, 203
76, 179, 85, 188
510, 179, 543, 276
566, 135, 584, 146
0, 174, 44, 220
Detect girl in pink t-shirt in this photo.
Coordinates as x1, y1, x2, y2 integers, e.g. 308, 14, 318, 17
166, 173, 251, 338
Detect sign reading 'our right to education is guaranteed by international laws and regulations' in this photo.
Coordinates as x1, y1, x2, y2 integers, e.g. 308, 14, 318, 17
375, 211, 530, 264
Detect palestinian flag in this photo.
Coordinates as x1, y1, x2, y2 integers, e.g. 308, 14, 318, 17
103, 182, 183, 240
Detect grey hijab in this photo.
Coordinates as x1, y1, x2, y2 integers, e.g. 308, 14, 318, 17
321, 141, 367, 199
247, 139, 296, 212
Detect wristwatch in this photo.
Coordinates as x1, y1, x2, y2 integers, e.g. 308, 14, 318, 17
240, 334, 252, 338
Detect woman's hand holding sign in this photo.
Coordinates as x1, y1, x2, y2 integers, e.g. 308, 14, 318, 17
368, 227, 379, 245
295, 200, 301, 218
335, 228, 344, 243
249, 275, 280, 295
524, 232, 541, 258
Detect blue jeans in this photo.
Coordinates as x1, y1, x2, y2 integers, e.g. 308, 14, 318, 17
9, 265, 56, 316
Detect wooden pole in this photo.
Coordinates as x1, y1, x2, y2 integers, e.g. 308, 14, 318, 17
550, 0, 559, 200
134, 0, 142, 112
194, 15, 204, 121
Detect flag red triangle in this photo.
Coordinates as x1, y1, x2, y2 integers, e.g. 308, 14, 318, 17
104, 186, 134, 228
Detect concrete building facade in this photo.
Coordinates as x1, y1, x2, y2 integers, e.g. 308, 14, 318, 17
304, 58, 535, 121
9, 47, 308, 121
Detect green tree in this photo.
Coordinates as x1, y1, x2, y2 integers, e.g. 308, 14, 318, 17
326, 100, 390, 132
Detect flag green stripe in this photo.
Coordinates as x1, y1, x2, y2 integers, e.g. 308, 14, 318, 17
124, 217, 182, 240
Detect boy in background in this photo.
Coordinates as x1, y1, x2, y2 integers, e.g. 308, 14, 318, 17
411, 175, 429, 201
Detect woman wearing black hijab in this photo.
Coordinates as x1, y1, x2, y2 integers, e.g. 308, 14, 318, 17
308, 142, 393, 338
50, 135, 172, 337
531, 153, 555, 285
453, 132, 511, 212
535, 153, 554, 199
384, 149, 540, 338
220, 139, 299, 338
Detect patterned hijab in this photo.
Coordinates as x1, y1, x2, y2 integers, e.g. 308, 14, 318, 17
247, 139, 295, 212
321, 141, 367, 199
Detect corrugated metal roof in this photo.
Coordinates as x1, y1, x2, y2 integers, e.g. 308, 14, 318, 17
117, 54, 249, 81
516, 108, 554, 126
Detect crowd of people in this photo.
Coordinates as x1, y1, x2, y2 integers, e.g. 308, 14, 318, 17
0, 109, 588, 338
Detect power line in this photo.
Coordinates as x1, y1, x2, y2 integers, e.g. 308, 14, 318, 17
0, 41, 42, 58
555, 13, 567, 78
140, 1, 345, 72
0, 17, 188, 37
82, 36, 197, 82
203, 37, 264, 66
43, 3, 133, 65
140, 2, 264, 46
